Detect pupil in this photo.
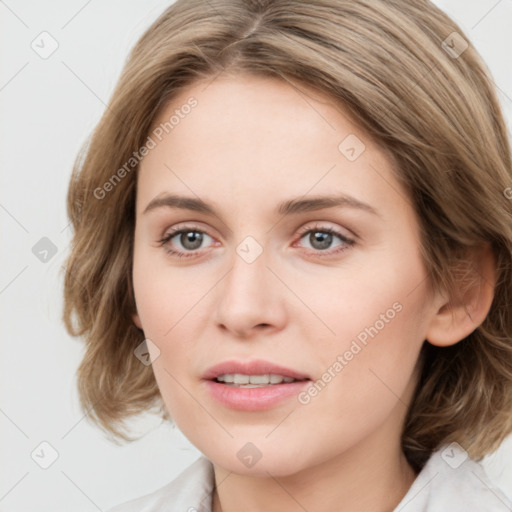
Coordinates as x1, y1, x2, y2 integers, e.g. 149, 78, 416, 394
310, 232, 332, 250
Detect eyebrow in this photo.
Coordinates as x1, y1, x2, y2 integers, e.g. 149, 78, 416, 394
142, 193, 380, 218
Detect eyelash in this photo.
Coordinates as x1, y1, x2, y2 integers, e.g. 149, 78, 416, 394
157, 224, 355, 259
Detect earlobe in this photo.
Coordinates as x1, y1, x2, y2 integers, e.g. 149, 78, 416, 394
132, 311, 143, 330
425, 243, 496, 347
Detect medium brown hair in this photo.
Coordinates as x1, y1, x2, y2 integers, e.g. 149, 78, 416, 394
62, 0, 512, 472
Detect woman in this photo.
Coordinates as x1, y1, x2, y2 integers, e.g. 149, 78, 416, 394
63, 0, 512, 510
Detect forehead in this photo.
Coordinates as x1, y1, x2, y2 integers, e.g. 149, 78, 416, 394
136, 74, 407, 219
148, 73, 369, 152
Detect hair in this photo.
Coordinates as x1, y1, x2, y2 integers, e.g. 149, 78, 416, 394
62, 0, 512, 473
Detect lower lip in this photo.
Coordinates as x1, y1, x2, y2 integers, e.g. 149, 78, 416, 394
204, 379, 311, 411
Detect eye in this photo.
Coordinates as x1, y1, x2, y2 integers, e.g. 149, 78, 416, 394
158, 226, 214, 258
294, 224, 355, 256
158, 223, 355, 259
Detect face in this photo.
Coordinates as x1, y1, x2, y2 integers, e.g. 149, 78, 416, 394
132, 74, 438, 477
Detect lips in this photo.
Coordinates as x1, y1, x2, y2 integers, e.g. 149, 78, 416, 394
202, 359, 312, 411
202, 359, 311, 382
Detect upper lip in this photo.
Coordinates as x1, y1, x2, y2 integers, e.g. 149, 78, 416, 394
202, 359, 311, 381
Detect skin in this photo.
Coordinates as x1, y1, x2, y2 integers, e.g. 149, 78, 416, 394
131, 74, 496, 512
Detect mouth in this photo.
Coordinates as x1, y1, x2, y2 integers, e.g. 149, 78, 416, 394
202, 359, 312, 411
213, 373, 309, 387
202, 358, 311, 384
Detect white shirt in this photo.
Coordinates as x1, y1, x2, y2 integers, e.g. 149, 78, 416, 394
107, 444, 512, 511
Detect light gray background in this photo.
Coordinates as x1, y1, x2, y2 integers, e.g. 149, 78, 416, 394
1, 1, 511, 510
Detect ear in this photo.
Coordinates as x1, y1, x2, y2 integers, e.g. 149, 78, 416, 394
425, 243, 496, 347
132, 311, 143, 330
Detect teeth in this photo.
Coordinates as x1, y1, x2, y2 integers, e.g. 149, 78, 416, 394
234, 373, 250, 384
216, 373, 298, 386
270, 374, 285, 384
249, 374, 268, 384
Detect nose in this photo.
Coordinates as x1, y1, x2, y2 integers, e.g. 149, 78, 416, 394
214, 247, 287, 338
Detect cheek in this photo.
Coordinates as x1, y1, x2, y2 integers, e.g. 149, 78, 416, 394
286, 296, 427, 466
302, 251, 429, 403
298, 248, 427, 347
132, 249, 206, 376
132, 245, 204, 336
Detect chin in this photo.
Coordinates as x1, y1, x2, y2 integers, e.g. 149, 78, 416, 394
206, 445, 308, 477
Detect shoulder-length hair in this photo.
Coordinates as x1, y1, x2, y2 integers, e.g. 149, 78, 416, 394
62, 0, 512, 472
